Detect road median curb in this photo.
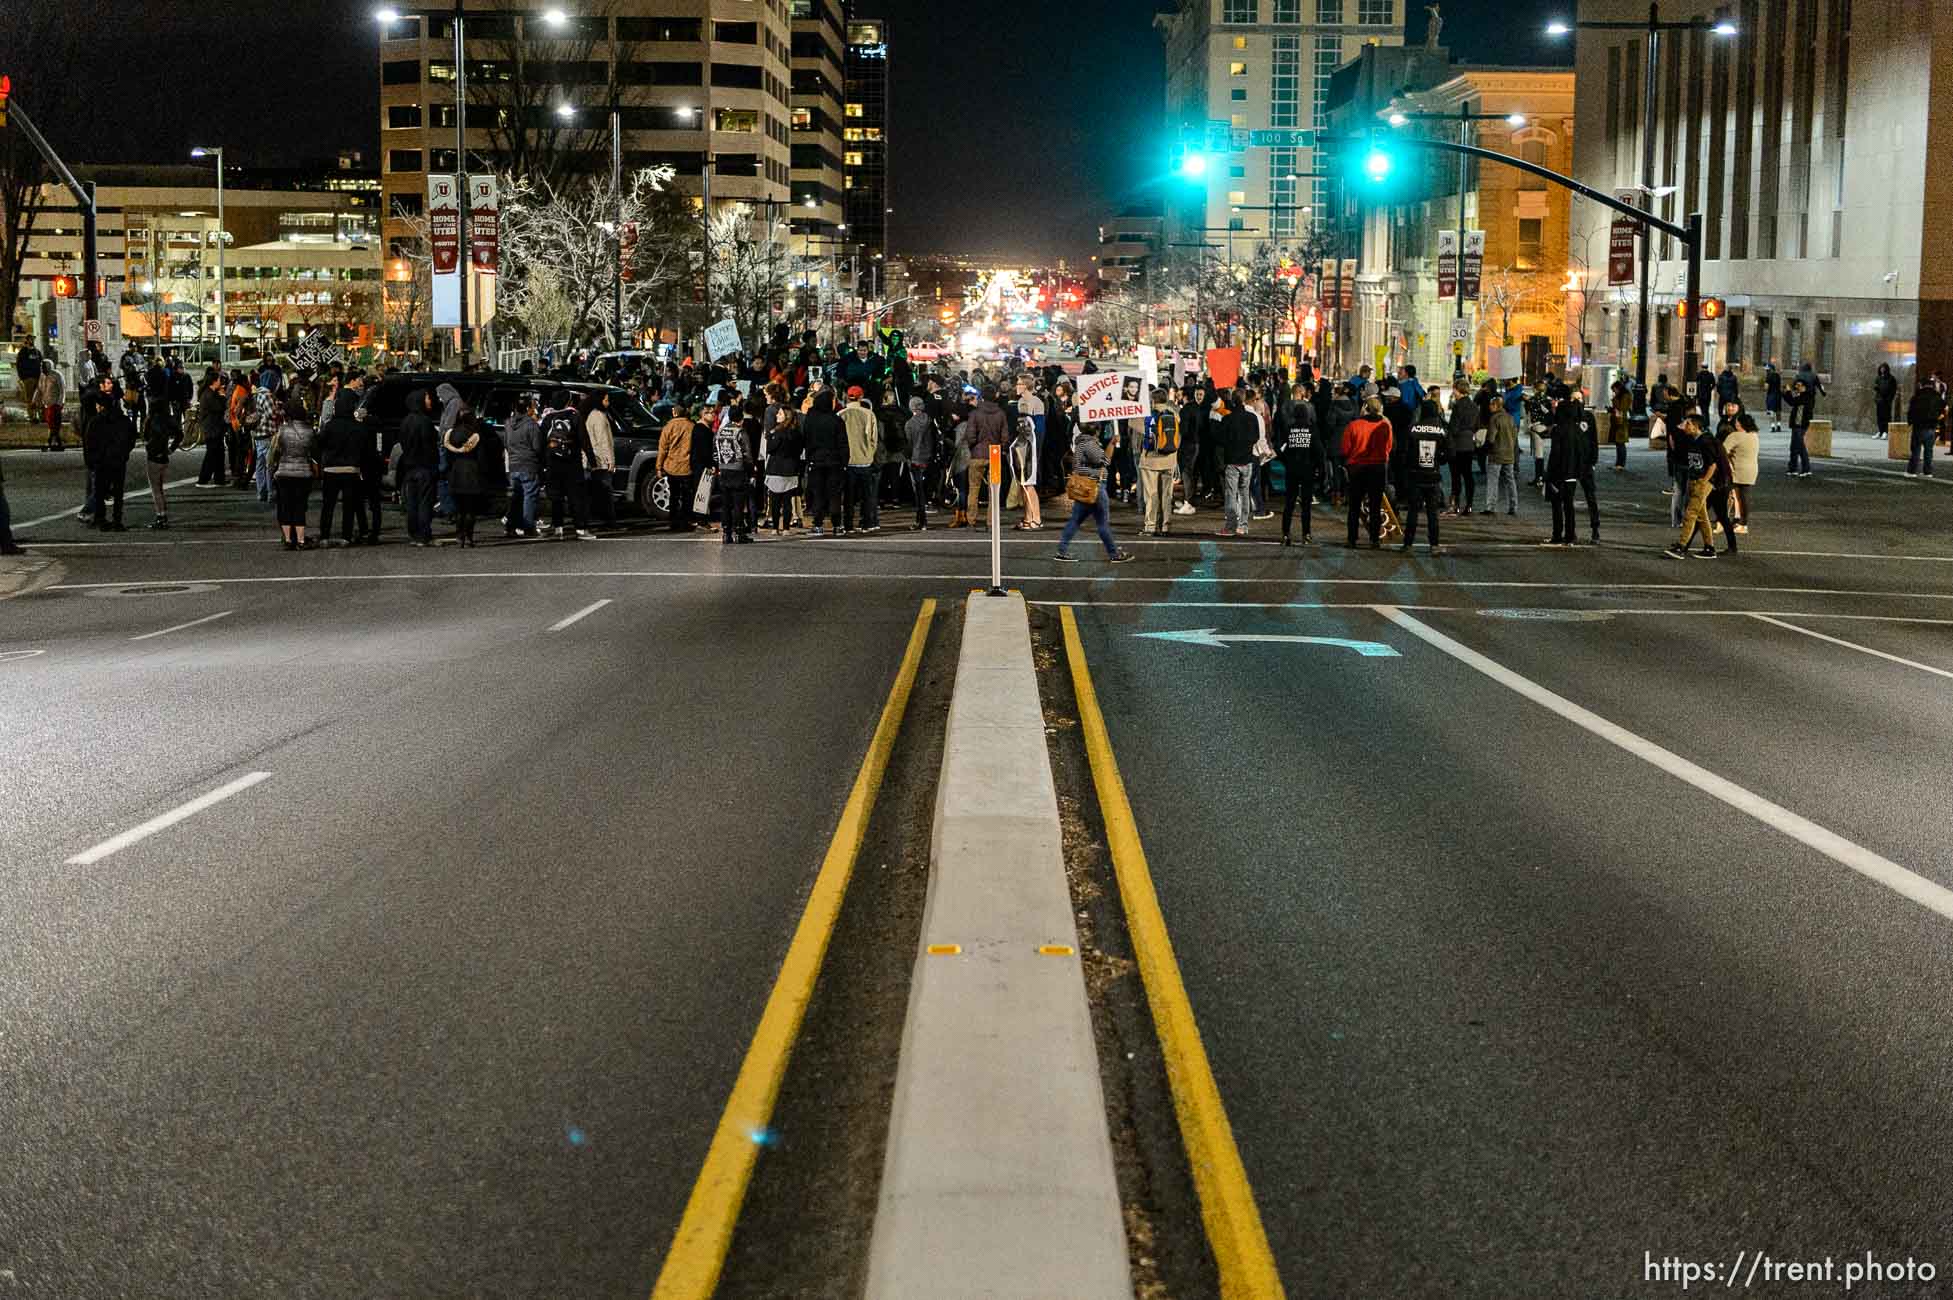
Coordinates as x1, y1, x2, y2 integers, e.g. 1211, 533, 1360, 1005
866, 591, 1130, 1299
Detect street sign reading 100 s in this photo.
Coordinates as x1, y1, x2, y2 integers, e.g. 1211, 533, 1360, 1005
1248, 128, 1315, 149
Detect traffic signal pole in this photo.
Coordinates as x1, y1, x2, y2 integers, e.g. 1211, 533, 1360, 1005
1336, 132, 1700, 397
7, 92, 100, 336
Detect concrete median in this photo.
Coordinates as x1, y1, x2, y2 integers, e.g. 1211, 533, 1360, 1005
865, 591, 1130, 1300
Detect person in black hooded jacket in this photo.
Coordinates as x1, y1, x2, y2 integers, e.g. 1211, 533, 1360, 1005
1545, 392, 1600, 546
316, 391, 369, 546
800, 388, 848, 536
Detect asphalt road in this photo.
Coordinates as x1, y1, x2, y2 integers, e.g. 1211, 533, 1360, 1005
4, 435, 1951, 1296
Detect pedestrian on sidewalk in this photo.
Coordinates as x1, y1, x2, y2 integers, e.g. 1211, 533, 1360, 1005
1665, 417, 1718, 560
1763, 359, 1783, 431
501, 393, 543, 538
657, 401, 697, 532
1053, 422, 1133, 563
905, 396, 935, 530
1545, 391, 1599, 546
317, 392, 368, 547
443, 408, 487, 548
802, 389, 847, 537
1400, 399, 1446, 555
1138, 389, 1181, 536
1786, 379, 1814, 477
1875, 362, 1900, 439
1705, 419, 1738, 555
269, 397, 318, 550
34, 362, 65, 452
142, 381, 180, 529
1486, 398, 1520, 516
1906, 378, 1943, 477
1277, 380, 1316, 546
85, 387, 137, 532
1216, 388, 1258, 537
1444, 377, 1479, 515
398, 387, 441, 545
713, 414, 757, 544
1342, 396, 1394, 548
765, 404, 805, 534
1608, 379, 1632, 471
582, 390, 619, 528
1722, 411, 1759, 534
195, 373, 229, 488
542, 390, 596, 540
842, 385, 881, 534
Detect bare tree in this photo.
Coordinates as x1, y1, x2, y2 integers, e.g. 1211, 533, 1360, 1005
1, 13, 93, 336
1483, 264, 1555, 348
705, 204, 793, 357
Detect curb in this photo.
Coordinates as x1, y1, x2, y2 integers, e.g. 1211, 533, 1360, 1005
865, 592, 1130, 1299
0, 554, 65, 602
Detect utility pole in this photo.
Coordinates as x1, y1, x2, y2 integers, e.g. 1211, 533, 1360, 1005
453, 0, 472, 365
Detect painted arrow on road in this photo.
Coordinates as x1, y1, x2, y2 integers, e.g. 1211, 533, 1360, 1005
1134, 629, 1401, 657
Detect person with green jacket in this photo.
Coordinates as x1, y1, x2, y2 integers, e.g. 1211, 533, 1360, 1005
1486, 404, 1520, 516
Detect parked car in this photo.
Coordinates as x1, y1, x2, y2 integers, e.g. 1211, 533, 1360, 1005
361, 371, 668, 515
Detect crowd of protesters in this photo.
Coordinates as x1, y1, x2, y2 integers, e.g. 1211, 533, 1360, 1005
8, 326, 1951, 564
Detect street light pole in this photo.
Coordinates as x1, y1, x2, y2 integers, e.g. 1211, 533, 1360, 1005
453, 0, 472, 365
191, 146, 225, 363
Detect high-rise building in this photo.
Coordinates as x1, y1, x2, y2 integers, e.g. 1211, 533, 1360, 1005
1569, 0, 1936, 426
375, 3, 792, 260
789, 0, 847, 243
1097, 208, 1166, 286
1156, 0, 1406, 251
842, 6, 890, 268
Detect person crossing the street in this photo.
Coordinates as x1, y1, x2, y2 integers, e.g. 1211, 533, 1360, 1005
1665, 415, 1719, 560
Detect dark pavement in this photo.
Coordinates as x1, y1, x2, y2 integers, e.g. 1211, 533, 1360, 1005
4, 435, 1951, 1296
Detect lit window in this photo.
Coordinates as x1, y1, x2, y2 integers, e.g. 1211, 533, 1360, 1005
1229, 61, 1248, 75
845, 102, 864, 116
1228, 190, 1248, 204
844, 128, 865, 141
1233, 35, 1248, 49
714, 108, 759, 133
1231, 112, 1248, 128
863, 127, 883, 140
792, 107, 813, 129
845, 151, 864, 166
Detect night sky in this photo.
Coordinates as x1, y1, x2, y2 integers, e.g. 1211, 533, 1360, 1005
27, 0, 1568, 264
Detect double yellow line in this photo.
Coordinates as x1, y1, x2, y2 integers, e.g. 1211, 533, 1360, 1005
1060, 606, 1287, 1300
650, 598, 937, 1300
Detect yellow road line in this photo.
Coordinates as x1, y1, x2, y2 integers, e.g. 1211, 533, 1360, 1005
650, 598, 938, 1300
1059, 606, 1286, 1300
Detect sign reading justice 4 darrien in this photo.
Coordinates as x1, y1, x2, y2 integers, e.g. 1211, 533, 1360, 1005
1076, 371, 1152, 424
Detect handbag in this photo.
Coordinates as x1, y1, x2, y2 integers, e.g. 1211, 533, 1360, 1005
1065, 471, 1101, 505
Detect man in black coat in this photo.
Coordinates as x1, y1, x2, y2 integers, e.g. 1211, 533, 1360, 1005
1545, 392, 1600, 546
86, 388, 139, 532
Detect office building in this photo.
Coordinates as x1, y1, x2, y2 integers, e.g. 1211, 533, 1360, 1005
790, 0, 848, 240
1156, 0, 1406, 253
842, 6, 890, 263
1097, 208, 1166, 285
1568, 0, 1935, 427
375, 3, 793, 259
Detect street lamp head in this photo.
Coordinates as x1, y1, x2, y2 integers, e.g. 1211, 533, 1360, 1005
676, 105, 696, 119
1387, 112, 1410, 127
1711, 20, 1738, 34
542, 7, 568, 24
189, 147, 217, 158
374, 7, 401, 23
1505, 113, 1528, 127
556, 103, 576, 120
1545, 19, 1571, 35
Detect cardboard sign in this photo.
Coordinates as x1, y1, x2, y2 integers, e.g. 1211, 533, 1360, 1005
468, 175, 499, 272
1205, 347, 1243, 390
1076, 371, 1152, 424
1136, 344, 1159, 386
1461, 230, 1485, 301
703, 318, 743, 361
1436, 229, 1458, 301
290, 328, 346, 373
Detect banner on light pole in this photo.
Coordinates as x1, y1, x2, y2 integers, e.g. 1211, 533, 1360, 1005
468, 175, 499, 272
1436, 230, 1458, 300
429, 174, 461, 327
1461, 230, 1485, 301
1608, 189, 1640, 286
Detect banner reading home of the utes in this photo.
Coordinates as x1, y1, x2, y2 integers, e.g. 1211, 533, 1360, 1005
1608, 189, 1640, 286
468, 175, 499, 272
1436, 230, 1458, 300
1461, 230, 1485, 301
429, 174, 461, 327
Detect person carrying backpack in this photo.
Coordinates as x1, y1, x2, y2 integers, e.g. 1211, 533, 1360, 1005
541, 391, 595, 540
713, 414, 758, 543
1138, 389, 1180, 536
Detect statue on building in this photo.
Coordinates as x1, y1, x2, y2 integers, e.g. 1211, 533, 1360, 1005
1425, 2, 1443, 49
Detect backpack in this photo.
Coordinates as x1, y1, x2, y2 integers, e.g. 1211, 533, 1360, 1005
543, 410, 579, 460
1144, 408, 1180, 456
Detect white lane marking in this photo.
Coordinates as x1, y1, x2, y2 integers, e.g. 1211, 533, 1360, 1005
128, 610, 235, 642
1135, 628, 1400, 655
1749, 613, 1953, 681
43, 572, 1953, 599
12, 477, 200, 530
0, 649, 47, 663
1041, 603, 1953, 627
66, 771, 274, 866
1826, 463, 1952, 486
1377, 607, 1953, 925
547, 598, 613, 632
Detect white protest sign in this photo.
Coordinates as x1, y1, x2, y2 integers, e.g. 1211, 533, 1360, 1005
1136, 344, 1159, 386
289, 328, 346, 373
703, 318, 743, 362
1076, 371, 1152, 424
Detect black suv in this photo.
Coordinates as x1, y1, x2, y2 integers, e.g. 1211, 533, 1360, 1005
362, 371, 668, 514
